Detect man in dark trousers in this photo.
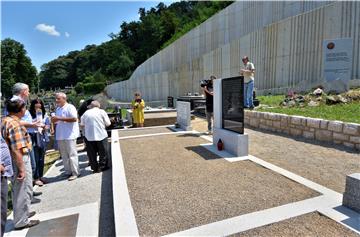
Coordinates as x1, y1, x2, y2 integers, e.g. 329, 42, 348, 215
203, 75, 216, 134
1, 99, 40, 230
80, 101, 111, 173
1, 135, 13, 237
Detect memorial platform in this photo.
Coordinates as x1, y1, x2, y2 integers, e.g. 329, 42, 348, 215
111, 122, 360, 236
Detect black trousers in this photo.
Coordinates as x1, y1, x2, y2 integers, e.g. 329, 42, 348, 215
85, 138, 109, 171
1, 177, 8, 237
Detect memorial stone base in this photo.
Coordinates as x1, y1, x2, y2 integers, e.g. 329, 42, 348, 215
342, 173, 360, 213
213, 128, 248, 157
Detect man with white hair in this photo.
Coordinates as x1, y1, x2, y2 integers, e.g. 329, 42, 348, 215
51, 92, 80, 181
11, 83, 42, 199
80, 100, 111, 173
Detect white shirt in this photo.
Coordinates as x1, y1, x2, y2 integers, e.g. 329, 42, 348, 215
80, 107, 111, 141
55, 103, 80, 140
243, 62, 255, 83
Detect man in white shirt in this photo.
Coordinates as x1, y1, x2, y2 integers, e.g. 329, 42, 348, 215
80, 101, 111, 173
51, 92, 80, 181
240, 56, 255, 109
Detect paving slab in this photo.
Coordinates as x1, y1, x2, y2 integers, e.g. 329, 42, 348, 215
119, 134, 319, 236
26, 214, 79, 237
230, 212, 360, 237
5, 150, 115, 237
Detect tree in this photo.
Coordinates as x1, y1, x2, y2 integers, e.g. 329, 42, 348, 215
38, 1, 233, 91
1, 38, 37, 97
39, 56, 74, 90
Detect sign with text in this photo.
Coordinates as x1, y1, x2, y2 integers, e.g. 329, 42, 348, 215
222, 76, 244, 134
323, 38, 352, 91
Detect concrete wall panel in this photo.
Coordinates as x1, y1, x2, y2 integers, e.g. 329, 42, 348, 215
106, 1, 360, 101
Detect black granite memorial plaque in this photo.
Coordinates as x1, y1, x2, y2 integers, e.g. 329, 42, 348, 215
26, 214, 79, 237
222, 76, 244, 134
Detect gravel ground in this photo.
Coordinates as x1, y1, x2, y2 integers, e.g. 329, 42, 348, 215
230, 212, 359, 237
246, 129, 360, 193
191, 117, 209, 133
120, 134, 319, 236
118, 127, 173, 137
192, 117, 360, 193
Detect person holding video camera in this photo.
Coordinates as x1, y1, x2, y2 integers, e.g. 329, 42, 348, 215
201, 75, 216, 134
131, 92, 145, 127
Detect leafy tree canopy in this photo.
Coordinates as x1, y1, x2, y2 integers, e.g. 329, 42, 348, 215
1, 38, 37, 98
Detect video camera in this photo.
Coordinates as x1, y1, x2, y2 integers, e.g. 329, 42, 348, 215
200, 79, 212, 88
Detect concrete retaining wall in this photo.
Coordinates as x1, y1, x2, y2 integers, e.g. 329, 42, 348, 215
106, 1, 360, 102
244, 111, 360, 151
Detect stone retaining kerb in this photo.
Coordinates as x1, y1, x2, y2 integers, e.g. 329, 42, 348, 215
245, 111, 360, 151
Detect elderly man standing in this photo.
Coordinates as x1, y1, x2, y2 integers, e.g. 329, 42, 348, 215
240, 56, 255, 109
1, 135, 13, 237
1, 99, 40, 230
52, 92, 80, 181
11, 83, 42, 201
80, 101, 111, 173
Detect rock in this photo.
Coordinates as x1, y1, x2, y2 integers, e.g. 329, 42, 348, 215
326, 95, 348, 105
295, 95, 305, 103
345, 90, 360, 101
288, 100, 296, 107
308, 101, 319, 107
313, 88, 324, 96
326, 95, 337, 105
338, 95, 348, 103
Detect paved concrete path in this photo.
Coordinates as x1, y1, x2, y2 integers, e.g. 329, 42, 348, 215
4, 149, 115, 237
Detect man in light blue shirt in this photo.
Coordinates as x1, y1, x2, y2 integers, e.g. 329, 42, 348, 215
11, 83, 42, 194
1, 135, 13, 237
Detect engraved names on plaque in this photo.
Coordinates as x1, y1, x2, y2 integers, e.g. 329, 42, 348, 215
221, 76, 244, 134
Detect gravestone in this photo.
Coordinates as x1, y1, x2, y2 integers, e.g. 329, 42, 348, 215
176, 101, 192, 131
222, 77, 244, 134
213, 76, 248, 157
323, 38, 353, 93
167, 96, 174, 108
343, 173, 360, 213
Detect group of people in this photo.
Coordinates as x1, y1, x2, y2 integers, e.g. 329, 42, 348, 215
202, 55, 255, 134
1, 83, 112, 235
1, 83, 45, 233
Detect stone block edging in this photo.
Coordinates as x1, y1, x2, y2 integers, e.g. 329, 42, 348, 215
245, 111, 360, 151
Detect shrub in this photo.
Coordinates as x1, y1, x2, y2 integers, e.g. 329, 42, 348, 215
83, 82, 106, 94
74, 82, 84, 94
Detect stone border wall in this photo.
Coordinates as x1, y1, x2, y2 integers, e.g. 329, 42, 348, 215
244, 111, 360, 151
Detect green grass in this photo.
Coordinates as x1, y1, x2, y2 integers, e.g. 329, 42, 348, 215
256, 95, 360, 124
43, 151, 60, 173
257, 95, 285, 107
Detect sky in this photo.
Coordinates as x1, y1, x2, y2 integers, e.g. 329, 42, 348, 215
1, 1, 174, 71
